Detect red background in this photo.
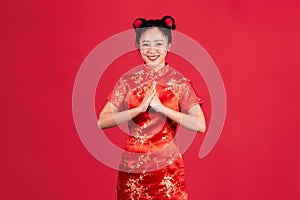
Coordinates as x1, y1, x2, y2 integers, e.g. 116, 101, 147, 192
1, 0, 300, 199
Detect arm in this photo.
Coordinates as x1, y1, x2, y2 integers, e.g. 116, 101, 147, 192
150, 96, 206, 133
97, 102, 142, 129
97, 86, 156, 129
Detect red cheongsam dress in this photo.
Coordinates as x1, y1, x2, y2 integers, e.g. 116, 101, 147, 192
107, 64, 204, 200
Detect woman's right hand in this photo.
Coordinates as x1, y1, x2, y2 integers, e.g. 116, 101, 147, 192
98, 82, 157, 129
137, 82, 156, 113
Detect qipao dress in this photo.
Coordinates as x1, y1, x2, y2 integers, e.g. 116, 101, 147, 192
107, 64, 204, 200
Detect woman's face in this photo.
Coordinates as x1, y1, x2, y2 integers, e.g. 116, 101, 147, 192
139, 27, 170, 69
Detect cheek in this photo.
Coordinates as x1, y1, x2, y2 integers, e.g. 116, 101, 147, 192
139, 51, 148, 61
139, 49, 145, 56
160, 52, 168, 58
140, 51, 147, 58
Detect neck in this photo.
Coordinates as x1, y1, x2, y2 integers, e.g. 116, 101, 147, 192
145, 63, 166, 72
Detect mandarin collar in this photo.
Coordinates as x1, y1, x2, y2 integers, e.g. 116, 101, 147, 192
143, 64, 169, 76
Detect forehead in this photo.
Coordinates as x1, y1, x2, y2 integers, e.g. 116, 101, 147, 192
140, 27, 167, 42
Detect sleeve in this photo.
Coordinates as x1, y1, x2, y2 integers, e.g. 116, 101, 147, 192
106, 77, 129, 111
179, 78, 204, 113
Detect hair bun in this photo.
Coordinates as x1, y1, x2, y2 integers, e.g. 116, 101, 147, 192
161, 15, 176, 30
133, 18, 146, 29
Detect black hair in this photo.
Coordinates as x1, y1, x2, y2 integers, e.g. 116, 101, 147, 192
133, 15, 176, 46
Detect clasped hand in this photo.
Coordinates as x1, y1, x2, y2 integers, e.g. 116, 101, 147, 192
138, 82, 164, 113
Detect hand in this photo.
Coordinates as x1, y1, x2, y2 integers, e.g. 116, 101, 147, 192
137, 83, 156, 113
150, 95, 165, 113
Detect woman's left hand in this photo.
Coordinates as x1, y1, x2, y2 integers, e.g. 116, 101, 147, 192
150, 93, 206, 133
150, 95, 165, 113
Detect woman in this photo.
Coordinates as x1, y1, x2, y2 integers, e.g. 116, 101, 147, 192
98, 15, 206, 200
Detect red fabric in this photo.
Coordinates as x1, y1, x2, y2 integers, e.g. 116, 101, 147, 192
107, 64, 204, 199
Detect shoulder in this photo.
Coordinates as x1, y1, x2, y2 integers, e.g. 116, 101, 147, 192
166, 66, 192, 84
118, 66, 146, 83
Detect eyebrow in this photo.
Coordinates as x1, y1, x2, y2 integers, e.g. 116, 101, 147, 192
141, 39, 164, 42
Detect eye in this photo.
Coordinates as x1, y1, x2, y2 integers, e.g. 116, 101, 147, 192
156, 43, 163, 46
142, 43, 150, 47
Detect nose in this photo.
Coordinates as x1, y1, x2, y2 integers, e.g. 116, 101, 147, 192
148, 46, 157, 53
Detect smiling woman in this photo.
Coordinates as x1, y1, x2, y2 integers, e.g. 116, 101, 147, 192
97, 15, 206, 199
139, 28, 170, 68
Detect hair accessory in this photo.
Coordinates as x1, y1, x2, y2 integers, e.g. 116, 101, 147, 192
164, 18, 173, 27
134, 19, 143, 28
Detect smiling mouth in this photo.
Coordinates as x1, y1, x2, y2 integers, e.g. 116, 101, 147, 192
147, 55, 159, 61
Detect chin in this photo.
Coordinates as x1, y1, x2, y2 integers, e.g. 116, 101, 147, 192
147, 62, 163, 67
146, 60, 164, 65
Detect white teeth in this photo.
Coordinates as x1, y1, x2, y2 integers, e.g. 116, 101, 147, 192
148, 55, 159, 60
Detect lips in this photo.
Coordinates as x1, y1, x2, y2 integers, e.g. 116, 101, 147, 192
147, 55, 159, 61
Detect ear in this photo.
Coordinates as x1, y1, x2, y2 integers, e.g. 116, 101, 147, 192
134, 42, 140, 50
167, 43, 172, 52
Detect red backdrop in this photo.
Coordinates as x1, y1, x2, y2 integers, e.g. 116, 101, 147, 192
1, 0, 300, 199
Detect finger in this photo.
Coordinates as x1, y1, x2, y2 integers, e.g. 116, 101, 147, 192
143, 89, 155, 104
147, 92, 155, 102
146, 87, 156, 97
152, 81, 156, 89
